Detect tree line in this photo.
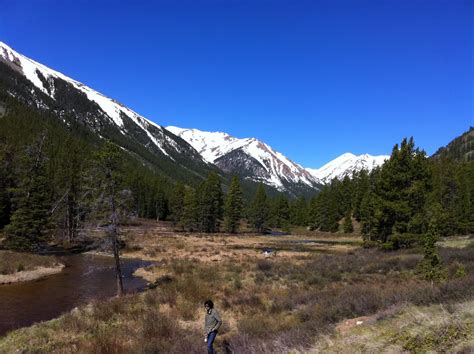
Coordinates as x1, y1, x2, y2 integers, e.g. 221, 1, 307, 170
0, 100, 307, 251
307, 137, 474, 249
1, 99, 472, 252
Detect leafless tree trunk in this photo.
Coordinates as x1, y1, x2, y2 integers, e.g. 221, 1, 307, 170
110, 180, 123, 297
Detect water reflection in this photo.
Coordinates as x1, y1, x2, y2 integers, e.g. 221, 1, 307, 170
0, 254, 150, 336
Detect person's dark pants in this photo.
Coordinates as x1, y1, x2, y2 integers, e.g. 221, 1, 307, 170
207, 330, 217, 354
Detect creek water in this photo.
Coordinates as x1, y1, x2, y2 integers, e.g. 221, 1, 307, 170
0, 254, 151, 337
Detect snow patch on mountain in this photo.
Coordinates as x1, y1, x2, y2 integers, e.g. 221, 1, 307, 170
307, 153, 388, 183
167, 126, 321, 190
0, 41, 171, 157
166, 127, 246, 163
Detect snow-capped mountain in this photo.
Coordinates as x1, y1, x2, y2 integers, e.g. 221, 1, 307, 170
306, 153, 389, 184
0, 41, 387, 196
167, 126, 322, 192
0, 41, 212, 179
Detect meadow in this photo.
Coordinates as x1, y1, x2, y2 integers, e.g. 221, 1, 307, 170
0, 221, 473, 353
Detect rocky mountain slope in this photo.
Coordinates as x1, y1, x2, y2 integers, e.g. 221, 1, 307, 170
167, 126, 322, 194
0, 41, 215, 185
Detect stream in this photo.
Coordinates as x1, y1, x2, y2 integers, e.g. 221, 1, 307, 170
0, 254, 151, 337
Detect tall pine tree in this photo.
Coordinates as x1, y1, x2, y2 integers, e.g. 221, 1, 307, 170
181, 188, 198, 231
169, 182, 185, 226
224, 176, 243, 233
249, 184, 269, 233
5, 134, 51, 251
197, 172, 223, 233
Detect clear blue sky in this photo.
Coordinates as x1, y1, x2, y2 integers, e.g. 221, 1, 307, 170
1, 0, 472, 167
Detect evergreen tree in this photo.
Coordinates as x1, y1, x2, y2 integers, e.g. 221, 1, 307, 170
51, 137, 89, 243
427, 159, 459, 236
455, 162, 474, 234
249, 184, 269, 233
371, 137, 431, 247
352, 169, 370, 221
197, 172, 223, 233
5, 134, 51, 251
359, 189, 378, 241
290, 196, 308, 226
271, 195, 290, 229
181, 188, 198, 231
0, 141, 15, 229
153, 188, 168, 221
224, 176, 243, 233
343, 210, 354, 233
169, 182, 185, 225
418, 214, 443, 281
339, 175, 353, 215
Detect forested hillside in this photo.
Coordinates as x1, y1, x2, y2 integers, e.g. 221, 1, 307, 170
433, 126, 474, 162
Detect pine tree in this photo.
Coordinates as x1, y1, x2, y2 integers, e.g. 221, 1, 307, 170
271, 195, 290, 229
455, 162, 474, 234
0, 141, 15, 229
360, 190, 378, 241
197, 172, 223, 233
153, 188, 168, 221
181, 188, 198, 231
352, 169, 370, 221
343, 210, 354, 233
290, 196, 308, 226
224, 176, 243, 233
418, 215, 443, 281
52, 137, 89, 243
169, 182, 185, 225
5, 134, 51, 251
371, 137, 431, 247
249, 184, 269, 233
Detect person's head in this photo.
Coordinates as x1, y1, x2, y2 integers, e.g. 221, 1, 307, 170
204, 300, 214, 311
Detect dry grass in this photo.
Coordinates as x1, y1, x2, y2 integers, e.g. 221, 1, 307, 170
0, 250, 58, 275
1, 221, 473, 353
311, 300, 474, 353
120, 220, 361, 265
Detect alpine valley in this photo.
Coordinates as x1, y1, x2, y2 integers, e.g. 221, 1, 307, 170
0, 41, 387, 197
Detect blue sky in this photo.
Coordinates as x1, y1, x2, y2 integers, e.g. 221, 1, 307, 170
0, 0, 472, 167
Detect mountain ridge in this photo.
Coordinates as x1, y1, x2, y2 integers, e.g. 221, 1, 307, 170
0, 41, 219, 188
0, 40, 389, 196
167, 126, 389, 187
166, 126, 321, 193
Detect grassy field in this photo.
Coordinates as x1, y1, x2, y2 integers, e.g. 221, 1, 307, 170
0, 250, 58, 275
0, 221, 473, 353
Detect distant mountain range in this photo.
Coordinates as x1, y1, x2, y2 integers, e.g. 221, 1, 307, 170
5, 40, 458, 197
166, 126, 322, 194
167, 126, 389, 189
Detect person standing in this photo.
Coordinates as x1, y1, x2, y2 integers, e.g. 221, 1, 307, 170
204, 300, 222, 354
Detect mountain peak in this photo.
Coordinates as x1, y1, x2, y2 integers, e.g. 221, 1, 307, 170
307, 153, 389, 183
167, 126, 321, 192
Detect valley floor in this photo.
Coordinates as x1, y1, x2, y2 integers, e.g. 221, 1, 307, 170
0, 221, 473, 353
